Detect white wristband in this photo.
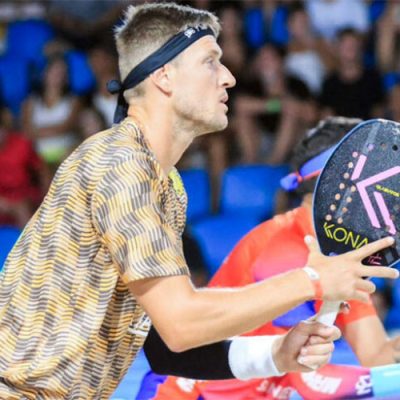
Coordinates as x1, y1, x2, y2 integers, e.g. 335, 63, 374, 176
228, 335, 285, 381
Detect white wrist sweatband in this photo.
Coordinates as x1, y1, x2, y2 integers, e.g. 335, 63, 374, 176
228, 335, 285, 380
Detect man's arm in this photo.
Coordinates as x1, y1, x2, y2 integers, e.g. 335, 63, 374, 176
144, 321, 341, 380
129, 237, 397, 353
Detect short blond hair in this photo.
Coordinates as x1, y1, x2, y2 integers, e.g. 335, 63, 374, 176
115, 2, 220, 99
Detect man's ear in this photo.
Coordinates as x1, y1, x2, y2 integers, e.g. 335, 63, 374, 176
149, 65, 174, 95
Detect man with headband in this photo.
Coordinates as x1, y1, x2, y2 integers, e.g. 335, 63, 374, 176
0, 4, 397, 399
148, 117, 400, 399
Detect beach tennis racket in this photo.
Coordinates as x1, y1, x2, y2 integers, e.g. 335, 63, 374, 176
313, 119, 400, 325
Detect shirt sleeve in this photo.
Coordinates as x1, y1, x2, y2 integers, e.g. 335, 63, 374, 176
92, 154, 189, 284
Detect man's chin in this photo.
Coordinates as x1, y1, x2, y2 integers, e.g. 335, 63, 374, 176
209, 116, 228, 133
195, 115, 228, 137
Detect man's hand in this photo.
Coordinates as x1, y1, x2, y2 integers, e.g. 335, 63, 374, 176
272, 320, 341, 373
305, 236, 399, 302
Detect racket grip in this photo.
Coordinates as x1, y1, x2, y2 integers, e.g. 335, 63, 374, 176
316, 300, 341, 326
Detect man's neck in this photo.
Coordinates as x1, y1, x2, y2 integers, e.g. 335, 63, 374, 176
127, 104, 194, 177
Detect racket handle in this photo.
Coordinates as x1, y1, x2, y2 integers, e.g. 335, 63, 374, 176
316, 300, 341, 326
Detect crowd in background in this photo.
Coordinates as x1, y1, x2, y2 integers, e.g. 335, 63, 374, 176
0, 0, 400, 327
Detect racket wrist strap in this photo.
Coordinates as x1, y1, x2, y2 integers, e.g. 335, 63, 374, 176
302, 266, 323, 300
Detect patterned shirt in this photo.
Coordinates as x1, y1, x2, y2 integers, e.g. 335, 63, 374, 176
0, 117, 189, 399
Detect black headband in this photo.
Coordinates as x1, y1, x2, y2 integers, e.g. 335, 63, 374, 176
108, 26, 215, 124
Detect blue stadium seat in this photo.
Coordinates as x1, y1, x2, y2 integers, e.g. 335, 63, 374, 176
65, 50, 96, 95
5, 20, 54, 69
220, 165, 289, 220
180, 168, 211, 223
189, 215, 260, 276
0, 56, 31, 115
243, 8, 267, 50
0, 226, 21, 270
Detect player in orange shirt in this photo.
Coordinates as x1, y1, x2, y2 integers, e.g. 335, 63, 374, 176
144, 117, 400, 400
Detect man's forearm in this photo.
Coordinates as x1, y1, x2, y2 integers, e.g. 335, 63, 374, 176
131, 269, 314, 352
178, 269, 314, 350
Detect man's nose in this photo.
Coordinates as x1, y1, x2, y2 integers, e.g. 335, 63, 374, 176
220, 64, 236, 89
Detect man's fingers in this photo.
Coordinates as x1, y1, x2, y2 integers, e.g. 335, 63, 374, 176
355, 278, 376, 294
300, 342, 334, 357
304, 235, 319, 253
352, 290, 370, 303
360, 265, 399, 280
297, 354, 332, 370
348, 237, 394, 260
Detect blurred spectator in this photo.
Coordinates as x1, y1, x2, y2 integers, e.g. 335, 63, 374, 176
47, 0, 127, 50
285, 1, 334, 94
77, 106, 107, 141
306, 0, 370, 41
320, 28, 385, 119
22, 54, 82, 173
87, 45, 119, 128
0, 1, 47, 23
385, 83, 400, 122
217, 4, 246, 80
235, 44, 319, 164
0, 106, 48, 228
376, 0, 400, 73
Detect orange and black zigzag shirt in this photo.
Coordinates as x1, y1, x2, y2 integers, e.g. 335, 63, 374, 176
0, 117, 189, 399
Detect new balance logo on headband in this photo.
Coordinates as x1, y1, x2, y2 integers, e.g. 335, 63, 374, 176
184, 28, 196, 38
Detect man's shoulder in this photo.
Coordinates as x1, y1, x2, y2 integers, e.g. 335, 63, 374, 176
77, 122, 153, 168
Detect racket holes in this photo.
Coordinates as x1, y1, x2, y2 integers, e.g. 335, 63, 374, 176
393, 145, 398, 151
339, 183, 345, 190
352, 152, 359, 157
337, 217, 343, 224
325, 214, 332, 221
335, 194, 341, 200
346, 197, 352, 203
342, 207, 348, 213
381, 142, 387, 150
343, 172, 350, 179
330, 204, 336, 211
351, 185, 356, 192
348, 162, 354, 168
367, 144, 374, 151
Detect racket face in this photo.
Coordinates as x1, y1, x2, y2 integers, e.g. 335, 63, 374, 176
313, 119, 400, 266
